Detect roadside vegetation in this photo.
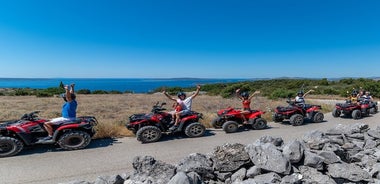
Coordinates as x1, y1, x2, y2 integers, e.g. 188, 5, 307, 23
1, 78, 379, 99
0, 78, 378, 138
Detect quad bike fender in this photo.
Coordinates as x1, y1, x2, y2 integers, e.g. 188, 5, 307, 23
306, 106, 321, 113
217, 107, 234, 116
54, 122, 96, 140
5, 132, 32, 146
247, 110, 265, 119
180, 114, 199, 123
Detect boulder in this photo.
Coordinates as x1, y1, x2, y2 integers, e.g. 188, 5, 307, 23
211, 143, 250, 172
93, 175, 124, 184
327, 163, 372, 182
245, 143, 291, 174
299, 166, 336, 184
304, 151, 325, 170
167, 172, 191, 184
177, 153, 214, 180
129, 155, 176, 184
282, 140, 304, 163
253, 172, 282, 184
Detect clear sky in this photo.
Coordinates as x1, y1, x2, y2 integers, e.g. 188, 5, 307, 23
0, 0, 379, 79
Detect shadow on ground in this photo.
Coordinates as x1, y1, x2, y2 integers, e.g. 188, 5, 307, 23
18, 138, 117, 156
151, 129, 216, 143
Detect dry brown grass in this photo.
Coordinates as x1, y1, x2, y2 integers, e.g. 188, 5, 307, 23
0, 94, 337, 138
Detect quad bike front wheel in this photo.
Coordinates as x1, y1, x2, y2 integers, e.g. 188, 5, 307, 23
185, 122, 206, 138
290, 114, 304, 126
313, 112, 324, 123
272, 114, 284, 123
352, 109, 362, 120
332, 108, 341, 118
136, 126, 162, 143
222, 121, 239, 133
251, 118, 267, 130
370, 106, 378, 114
0, 137, 24, 157
58, 130, 91, 150
211, 117, 223, 129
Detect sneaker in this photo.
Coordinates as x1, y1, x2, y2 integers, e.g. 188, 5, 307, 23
38, 136, 53, 143
41, 136, 52, 140
169, 125, 179, 131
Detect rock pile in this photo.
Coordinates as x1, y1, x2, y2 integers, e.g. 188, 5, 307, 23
64, 123, 380, 184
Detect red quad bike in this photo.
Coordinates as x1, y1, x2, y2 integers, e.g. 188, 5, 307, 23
126, 102, 205, 143
0, 111, 98, 158
272, 100, 324, 126
211, 107, 267, 133
332, 99, 371, 119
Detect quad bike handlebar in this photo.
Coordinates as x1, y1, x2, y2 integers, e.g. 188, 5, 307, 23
151, 102, 167, 113
21, 111, 41, 121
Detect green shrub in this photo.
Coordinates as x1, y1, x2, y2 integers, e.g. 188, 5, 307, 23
14, 88, 31, 96
92, 90, 109, 94
269, 89, 294, 99
124, 90, 134, 94
109, 90, 122, 94
77, 89, 91, 94
36, 91, 53, 97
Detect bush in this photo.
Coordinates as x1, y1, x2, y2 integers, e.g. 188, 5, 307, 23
36, 91, 53, 97
124, 90, 134, 94
269, 89, 294, 99
109, 90, 122, 94
92, 90, 109, 94
77, 89, 91, 94
14, 88, 31, 96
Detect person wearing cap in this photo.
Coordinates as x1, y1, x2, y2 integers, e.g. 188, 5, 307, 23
41, 83, 77, 141
163, 85, 201, 131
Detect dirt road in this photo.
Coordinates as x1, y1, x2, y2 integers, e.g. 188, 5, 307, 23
1, 111, 380, 184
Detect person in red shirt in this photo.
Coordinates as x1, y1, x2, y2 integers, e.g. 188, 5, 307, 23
236, 89, 260, 124
171, 101, 183, 125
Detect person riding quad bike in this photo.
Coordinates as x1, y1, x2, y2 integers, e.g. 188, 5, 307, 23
0, 111, 98, 157
126, 102, 205, 143
273, 89, 324, 126
162, 85, 201, 131
332, 89, 372, 119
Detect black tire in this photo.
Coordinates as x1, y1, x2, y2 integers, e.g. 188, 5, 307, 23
136, 126, 162, 143
185, 122, 206, 138
0, 137, 24, 158
313, 112, 324, 123
222, 121, 239, 133
272, 114, 283, 123
332, 108, 341, 118
252, 118, 267, 130
352, 109, 362, 120
211, 117, 223, 129
58, 130, 91, 150
290, 114, 304, 126
370, 106, 378, 114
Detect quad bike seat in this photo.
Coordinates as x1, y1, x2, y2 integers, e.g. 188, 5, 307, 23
276, 106, 297, 112
336, 103, 357, 108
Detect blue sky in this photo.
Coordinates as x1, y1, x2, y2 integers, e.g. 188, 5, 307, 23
0, 0, 379, 78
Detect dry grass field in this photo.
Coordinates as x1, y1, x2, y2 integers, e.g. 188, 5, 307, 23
0, 93, 337, 138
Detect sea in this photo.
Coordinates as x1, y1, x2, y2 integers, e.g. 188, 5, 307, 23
0, 78, 248, 93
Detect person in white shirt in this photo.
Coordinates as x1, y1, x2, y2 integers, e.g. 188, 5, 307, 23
163, 85, 201, 131
295, 89, 314, 107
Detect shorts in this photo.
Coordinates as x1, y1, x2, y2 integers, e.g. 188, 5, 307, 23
49, 117, 77, 125
179, 109, 191, 115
